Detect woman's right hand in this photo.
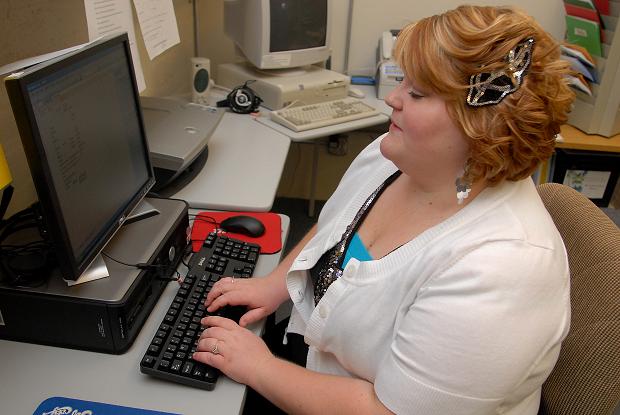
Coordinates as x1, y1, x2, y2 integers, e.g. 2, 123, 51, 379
205, 224, 316, 327
204, 273, 286, 327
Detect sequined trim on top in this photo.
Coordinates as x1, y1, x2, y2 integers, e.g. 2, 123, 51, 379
313, 171, 401, 305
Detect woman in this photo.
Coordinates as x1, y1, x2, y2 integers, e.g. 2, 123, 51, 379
193, 5, 575, 414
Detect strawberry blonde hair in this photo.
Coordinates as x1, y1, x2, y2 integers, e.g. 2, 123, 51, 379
394, 5, 575, 185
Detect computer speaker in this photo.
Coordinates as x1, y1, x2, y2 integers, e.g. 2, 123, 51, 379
191, 57, 212, 105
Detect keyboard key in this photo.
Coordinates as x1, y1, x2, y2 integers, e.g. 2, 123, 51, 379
147, 345, 160, 355
141, 355, 155, 368
158, 360, 170, 370
182, 362, 194, 375
170, 360, 183, 373
205, 367, 218, 381
192, 365, 205, 378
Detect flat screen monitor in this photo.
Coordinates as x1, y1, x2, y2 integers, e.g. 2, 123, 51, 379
4, 33, 155, 281
224, 0, 332, 70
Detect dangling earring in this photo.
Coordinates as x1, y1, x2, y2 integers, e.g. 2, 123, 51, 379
456, 161, 472, 205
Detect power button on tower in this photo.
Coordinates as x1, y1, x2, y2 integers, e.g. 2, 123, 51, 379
168, 246, 176, 262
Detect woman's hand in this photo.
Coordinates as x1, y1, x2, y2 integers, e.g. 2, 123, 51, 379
205, 274, 286, 327
204, 224, 315, 328
193, 315, 275, 386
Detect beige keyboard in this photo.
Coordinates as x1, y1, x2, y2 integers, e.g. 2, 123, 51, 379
270, 98, 380, 132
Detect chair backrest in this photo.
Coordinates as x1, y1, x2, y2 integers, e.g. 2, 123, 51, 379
537, 183, 620, 415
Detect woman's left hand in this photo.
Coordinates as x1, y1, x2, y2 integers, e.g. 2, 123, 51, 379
193, 315, 274, 386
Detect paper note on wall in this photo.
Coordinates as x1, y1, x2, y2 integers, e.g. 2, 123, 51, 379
84, 0, 146, 92
132, 0, 181, 60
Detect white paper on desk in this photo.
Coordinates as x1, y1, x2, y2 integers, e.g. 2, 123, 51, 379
83, 0, 146, 92
132, 0, 180, 60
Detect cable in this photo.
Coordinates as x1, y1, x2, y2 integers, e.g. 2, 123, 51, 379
181, 213, 223, 269
210, 82, 232, 94
100, 251, 168, 270
188, 214, 220, 237
0, 203, 54, 287
279, 100, 302, 110
188, 213, 221, 243
189, 214, 216, 228
0, 185, 14, 222
0, 205, 37, 235
100, 252, 156, 269
100, 252, 183, 282
188, 213, 217, 222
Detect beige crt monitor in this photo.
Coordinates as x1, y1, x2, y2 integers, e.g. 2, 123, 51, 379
219, 0, 349, 110
223, 0, 332, 70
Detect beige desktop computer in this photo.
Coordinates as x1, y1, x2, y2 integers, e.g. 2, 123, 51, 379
218, 62, 350, 110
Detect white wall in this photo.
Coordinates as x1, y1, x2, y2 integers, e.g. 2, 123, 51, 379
331, 0, 566, 76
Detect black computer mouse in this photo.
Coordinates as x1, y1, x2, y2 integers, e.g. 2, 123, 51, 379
219, 215, 266, 237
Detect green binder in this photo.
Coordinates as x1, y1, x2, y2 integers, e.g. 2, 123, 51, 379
565, 14, 602, 57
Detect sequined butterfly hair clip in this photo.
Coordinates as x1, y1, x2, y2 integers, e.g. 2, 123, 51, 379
466, 37, 535, 107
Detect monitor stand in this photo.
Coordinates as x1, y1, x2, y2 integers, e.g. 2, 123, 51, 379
125, 199, 160, 224
65, 199, 161, 286
64, 254, 109, 286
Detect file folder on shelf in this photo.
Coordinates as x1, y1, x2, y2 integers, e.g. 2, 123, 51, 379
565, 14, 602, 56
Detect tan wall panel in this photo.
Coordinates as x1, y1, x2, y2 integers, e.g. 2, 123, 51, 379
0, 0, 195, 216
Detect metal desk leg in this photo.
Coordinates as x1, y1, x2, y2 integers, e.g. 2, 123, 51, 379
308, 141, 320, 217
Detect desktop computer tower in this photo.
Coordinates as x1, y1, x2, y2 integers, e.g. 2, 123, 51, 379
218, 62, 350, 110
0, 198, 189, 354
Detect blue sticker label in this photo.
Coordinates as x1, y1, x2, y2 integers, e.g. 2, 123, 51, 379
34, 397, 181, 415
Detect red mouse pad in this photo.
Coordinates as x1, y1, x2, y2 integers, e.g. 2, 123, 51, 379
191, 211, 282, 254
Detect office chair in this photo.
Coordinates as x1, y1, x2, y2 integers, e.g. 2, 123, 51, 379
536, 183, 620, 415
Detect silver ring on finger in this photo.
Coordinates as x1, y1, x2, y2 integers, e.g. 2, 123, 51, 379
211, 340, 219, 355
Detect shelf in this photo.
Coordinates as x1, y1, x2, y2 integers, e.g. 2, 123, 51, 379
559, 124, 620, 152
566, 0, 620, 137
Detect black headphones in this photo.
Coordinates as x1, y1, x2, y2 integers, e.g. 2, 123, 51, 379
217, 81, 262, 114
0, 249, 54, 287
0, 204, 55, 287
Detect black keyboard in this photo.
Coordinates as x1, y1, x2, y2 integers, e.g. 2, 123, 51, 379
140, 232, 259, 390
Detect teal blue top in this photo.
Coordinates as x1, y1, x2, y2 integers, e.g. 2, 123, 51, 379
342, 232, 373, 268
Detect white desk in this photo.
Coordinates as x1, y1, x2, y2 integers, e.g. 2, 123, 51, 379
173, 85, 390, 215
0, 215, 289, 415
256, 85, 392, 139
171, 109, 290, 212
257, 85, 391, 216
